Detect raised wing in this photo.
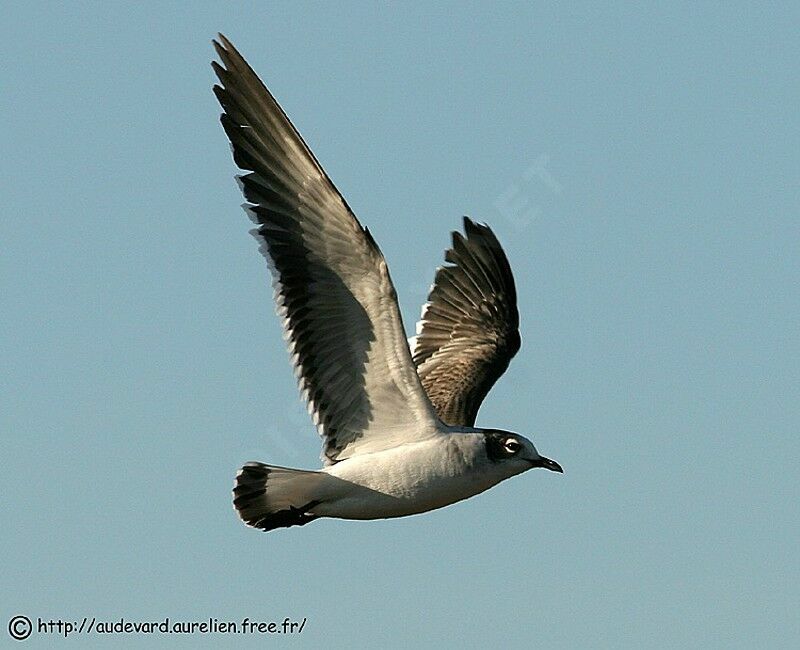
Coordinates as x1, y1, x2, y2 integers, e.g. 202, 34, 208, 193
411, 218, 520, 426
212, 35, 439, 464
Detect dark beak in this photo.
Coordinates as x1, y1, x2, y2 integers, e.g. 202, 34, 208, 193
531, 456, 563, 473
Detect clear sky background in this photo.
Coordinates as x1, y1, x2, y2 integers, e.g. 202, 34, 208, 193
3, 2, 799, 648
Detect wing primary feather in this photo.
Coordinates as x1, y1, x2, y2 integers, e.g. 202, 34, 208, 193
412, 218, 521, 426
213, 36, 439, 463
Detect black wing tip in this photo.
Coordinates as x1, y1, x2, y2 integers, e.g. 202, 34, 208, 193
461, 215, 488, 233
412, 214, 521, 371
458, 217, 517, 298
450, 228, 466, 250
211, 34, 230, 64
452, 216, 495, 252
459, 215, 500, 247
439, 216, 518, 308
212, 33, 232, 52
211, 34, 254, 81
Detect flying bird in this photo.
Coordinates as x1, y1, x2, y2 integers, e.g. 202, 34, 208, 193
211, 34, 562, 532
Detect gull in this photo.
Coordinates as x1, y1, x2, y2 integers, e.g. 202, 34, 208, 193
211, 35, 562, 532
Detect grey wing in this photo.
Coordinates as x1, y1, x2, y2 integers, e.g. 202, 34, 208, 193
212, 35, 439, 464
411, 217, 520, 426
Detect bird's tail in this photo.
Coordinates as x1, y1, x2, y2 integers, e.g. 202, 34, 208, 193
233, 462, 325, 532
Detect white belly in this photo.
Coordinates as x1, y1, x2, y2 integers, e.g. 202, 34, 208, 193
313, 435, 502, 520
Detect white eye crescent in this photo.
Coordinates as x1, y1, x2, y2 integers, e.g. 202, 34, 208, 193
504, 438, 521, 454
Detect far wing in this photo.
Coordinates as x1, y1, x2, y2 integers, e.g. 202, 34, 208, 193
411, 218, 520, 426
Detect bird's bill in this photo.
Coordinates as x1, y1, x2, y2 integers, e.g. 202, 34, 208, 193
531, 456, 563, 473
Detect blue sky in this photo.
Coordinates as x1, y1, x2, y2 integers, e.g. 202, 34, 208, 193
3, 2, 799, 648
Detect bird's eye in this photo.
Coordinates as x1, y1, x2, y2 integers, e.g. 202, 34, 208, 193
504, 438, 521, 454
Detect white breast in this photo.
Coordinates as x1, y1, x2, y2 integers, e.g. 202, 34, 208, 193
314, 434, 506, 520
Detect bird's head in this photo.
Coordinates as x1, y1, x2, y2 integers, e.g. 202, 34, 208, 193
483, 430, 563, 476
